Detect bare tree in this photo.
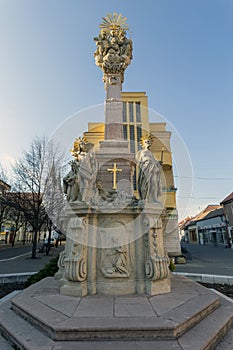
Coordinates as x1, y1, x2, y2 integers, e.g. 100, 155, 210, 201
43, 159, 65, 255
5, 194, 27, 247
12, 137, 65, 259
0, 164, 11, 238
0, 163, 8, 184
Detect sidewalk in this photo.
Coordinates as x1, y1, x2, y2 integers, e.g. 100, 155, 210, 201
0, 243, 64, 275
0, 240, 32, 250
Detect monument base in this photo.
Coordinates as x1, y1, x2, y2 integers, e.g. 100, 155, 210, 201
58, 202, 171, 297
60, 280, 88, 297
0, 274, 233, 349
146, 277, 171, 295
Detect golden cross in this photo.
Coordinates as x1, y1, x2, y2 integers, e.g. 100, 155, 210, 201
107, 163, 122, 190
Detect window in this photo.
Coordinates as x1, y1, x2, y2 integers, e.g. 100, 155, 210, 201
129, 125, 135, 153
137, 126, 142, 149
136, 102, 141, 122
123, 125, 127, 140
122, 102, 127, 122
133, 166, 137, 190
129, 102, 134, 122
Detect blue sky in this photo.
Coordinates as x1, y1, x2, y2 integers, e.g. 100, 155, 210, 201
0, 0, 233, 219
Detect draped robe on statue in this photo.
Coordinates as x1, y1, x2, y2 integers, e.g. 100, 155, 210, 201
136, 148, 162, 203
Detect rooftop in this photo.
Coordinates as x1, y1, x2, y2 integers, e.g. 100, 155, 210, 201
220, 192, 233, 205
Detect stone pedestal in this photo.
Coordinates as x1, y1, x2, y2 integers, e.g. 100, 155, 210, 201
58, 201, 170, 297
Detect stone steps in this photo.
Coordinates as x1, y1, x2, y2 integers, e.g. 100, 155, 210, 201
0, 302, 233, 350
0, 307, 54, 350
0, 333, 13, 349
178, 302, 233, 350
10, 292, 220, 341
0, 276, 233, 349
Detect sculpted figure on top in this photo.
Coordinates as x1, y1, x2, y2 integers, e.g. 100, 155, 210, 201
94, 13, 133, 83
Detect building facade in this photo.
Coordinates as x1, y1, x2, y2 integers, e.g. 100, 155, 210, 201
220, 192, 233, 248
182, 205, 227, 247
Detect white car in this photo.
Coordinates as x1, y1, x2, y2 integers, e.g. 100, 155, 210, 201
44, 238, 56, 246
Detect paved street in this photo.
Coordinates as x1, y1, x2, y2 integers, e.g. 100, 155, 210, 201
176, 242, 233, 276
0, 243, 32, 261
0, 241, 233, 276
0, 242, 64, 274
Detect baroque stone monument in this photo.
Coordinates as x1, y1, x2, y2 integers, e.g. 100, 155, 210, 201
58, 13, 171, 297
1, 14, 233, 350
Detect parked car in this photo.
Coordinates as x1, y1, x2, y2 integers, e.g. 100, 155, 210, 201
44, 238, 55, 247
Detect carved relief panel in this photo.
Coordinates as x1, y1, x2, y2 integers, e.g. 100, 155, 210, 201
99, 220, 131, 278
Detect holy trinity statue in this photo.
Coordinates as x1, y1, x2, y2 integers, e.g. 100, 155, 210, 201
94, 12, 133, 83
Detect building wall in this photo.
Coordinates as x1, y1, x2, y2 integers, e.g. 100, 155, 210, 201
198, 216, 226, 246
223, 202, 233, 227
222, 201, 233, 247
186, 215, 227, 246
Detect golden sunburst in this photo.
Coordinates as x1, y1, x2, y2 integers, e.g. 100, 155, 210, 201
99, 12, 129, 31
140, 134, 153, 146
70, 136, 87, 159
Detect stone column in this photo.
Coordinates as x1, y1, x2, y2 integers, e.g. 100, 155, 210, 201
104, 74, 123, 140
96, 72, 134, 194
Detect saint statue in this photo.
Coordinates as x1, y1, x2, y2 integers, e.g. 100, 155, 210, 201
136, 135, 162, 203
63, 138, 98, 204
63, 160, 80, 202
78, 143, 98, 203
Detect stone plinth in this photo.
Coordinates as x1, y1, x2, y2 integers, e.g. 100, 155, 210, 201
58, 201, 170, 297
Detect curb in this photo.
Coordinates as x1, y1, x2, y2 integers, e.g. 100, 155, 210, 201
0, 272, 37, 284
0, 290, 22, 304
1, 272, 233, 285
174, 272, 233, 285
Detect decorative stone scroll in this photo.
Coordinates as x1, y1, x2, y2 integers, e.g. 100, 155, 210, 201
64, 217, 88, 283
145, 256, 170, 281
64, 242, 87, 282
144, 216, 170, 281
